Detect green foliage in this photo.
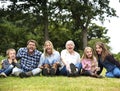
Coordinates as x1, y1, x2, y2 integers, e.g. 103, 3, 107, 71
0, 56, 5, 62
114, 53, 120, 62
0, 0, 119, 55
88, 23, 110, 42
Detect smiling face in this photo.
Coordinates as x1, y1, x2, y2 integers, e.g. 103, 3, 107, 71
27, 41, 36, 54
44, 40, 54, 56
7, 49, 16, 60
9, 50, 16, 60
95, 45, 103, 55
45, 42, 53, 55
85, 48, 93, 58
66, 40, 75, 53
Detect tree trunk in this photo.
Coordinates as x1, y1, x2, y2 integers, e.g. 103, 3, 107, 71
82, 29, 88, 49
42, 0, 49, 41
44, 16, 49, 41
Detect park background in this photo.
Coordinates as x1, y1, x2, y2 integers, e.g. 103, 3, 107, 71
0, 0, 120, 91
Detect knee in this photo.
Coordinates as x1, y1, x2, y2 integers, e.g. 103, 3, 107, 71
32, 68, 42, 75
43, 64, 50, 68
9, 65, 14, 68
113, 68, 120, 77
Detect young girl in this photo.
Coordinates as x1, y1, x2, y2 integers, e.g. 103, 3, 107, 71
81, 47, 101, 78
0, 48, 20, 77
95, 42, 120, 78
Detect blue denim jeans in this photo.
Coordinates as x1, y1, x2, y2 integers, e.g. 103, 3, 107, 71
0, 65, 14, 76
106, 67, 120, 78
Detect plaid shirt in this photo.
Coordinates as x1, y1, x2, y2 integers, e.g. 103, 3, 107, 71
17, 47, 42, 72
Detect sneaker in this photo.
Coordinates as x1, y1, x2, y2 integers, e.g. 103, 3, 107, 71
91, 74, 103, 78
19, 72, 27, 78
70, 63, 76, 74
0, 72, 7, 78
42, 68, 49, 76
97, 75, 104, 78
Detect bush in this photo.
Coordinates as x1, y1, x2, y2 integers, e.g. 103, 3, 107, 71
0, 55, 5, 62
114, 53, 120, 62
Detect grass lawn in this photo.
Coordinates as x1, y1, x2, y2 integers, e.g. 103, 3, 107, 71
0, 75, 120, 91
0, 57, 120, 91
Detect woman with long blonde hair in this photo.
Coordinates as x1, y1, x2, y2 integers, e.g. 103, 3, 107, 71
38, 40, 61, 76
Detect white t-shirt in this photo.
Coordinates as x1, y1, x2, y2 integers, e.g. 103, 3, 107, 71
61, 49, 80, 65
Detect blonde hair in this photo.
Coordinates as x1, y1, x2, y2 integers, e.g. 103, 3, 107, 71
82, 47, 97, 67
43, 40, 54, 57
95, 42, 110, 61
6, 48, 16, 58
81, 47, 95, 61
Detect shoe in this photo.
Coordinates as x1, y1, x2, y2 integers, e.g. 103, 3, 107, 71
42, 68, 49, 76
50, 68, 56, 76
25, 71, 33, 77
0, 72, 7, 78
70, 63, 76, 74
97, 75, 104, 78
19, 72, 27, 78
91, 74, 103, 78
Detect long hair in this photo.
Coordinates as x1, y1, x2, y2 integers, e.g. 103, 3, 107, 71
95, 42, 110, 61
43, 40, 54, 57
81, 47, 97, 66
81, 47, 96, 61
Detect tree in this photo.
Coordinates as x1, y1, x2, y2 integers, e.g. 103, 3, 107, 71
88, 23, 110, 42
55, 0, 117, 49
0, 0, 117, 55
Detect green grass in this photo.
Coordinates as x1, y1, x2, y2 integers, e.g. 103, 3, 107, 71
0, 75, 120, 91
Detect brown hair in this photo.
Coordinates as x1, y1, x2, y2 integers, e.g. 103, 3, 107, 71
81, 47, 96, 61
27, 39, 38, 47
95, 42, 110, 61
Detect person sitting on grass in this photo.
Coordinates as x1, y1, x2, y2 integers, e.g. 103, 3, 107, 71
59, 40, 82, 77
95, 42, 120, 78
81, 47, 102, 78
0, 48, 20, 77
12, 39, 42, 78
38, 40, 61, 76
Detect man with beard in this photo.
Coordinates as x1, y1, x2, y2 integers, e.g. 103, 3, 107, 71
12, 40, 42, 78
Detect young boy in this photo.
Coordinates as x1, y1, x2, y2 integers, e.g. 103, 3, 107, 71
0, 48, 20, 77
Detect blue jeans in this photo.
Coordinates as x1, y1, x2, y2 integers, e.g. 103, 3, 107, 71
106, 67, 120, 78
59, 63, 82, 76
0, 65, 14, 76
43, 59, 58, 66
